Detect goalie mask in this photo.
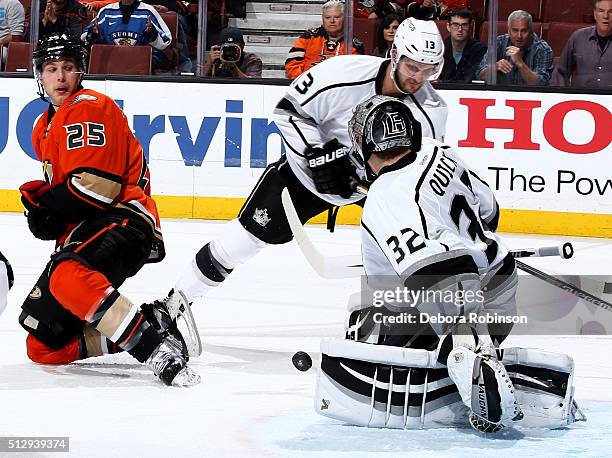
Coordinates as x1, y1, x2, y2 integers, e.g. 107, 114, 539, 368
390, 18, 444, 93
33, 33, 88, 99
348, 95, 422, 179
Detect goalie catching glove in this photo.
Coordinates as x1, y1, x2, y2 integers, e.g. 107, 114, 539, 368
306, 139, 359, 199
19, 180, 67, 241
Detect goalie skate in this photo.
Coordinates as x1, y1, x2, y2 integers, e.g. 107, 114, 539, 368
448, 345, 523, 432
143, 290, 202, 358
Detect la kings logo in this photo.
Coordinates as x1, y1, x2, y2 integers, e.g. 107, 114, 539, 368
382, 112, 407, 140
253, 208, 271, 227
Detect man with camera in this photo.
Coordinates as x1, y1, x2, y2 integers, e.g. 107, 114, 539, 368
204, 27, 262, 78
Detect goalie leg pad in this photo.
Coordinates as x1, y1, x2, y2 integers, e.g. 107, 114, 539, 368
499, 347, 586, 428
316, 339, 467, 429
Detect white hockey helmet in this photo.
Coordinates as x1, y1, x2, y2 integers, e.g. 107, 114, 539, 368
391, 18, 445, 86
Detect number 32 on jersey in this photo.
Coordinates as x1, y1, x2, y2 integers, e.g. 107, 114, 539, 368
386, 228, 426, 265
64, 122, 106, 150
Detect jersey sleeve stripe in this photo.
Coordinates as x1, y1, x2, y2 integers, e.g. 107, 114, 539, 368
301, 78, 377, 107
288, 116, 314, 151
409, 94, 436, 139
413, 147, 439, 238
362, 221, 401, 278
404, 253, 480, 291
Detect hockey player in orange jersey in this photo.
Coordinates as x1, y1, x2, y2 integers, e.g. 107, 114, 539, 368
18, 33, 200, 386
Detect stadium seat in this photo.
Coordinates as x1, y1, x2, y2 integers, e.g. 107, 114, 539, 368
541, 0, 596, 23
470, 0, 487, 22
435, 20, 451, 40
479, 20, 542, 44
159, 12, 179, 69
88, 45, 152, 75
4, 42, 32, 72
18, 0, 31, 39
487, 0, 542, 21
542, 22, 591, 56
353, 17, 381, 55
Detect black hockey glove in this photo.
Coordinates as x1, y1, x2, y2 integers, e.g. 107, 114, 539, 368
306, 139, 359, 199
19, 181, 67, 241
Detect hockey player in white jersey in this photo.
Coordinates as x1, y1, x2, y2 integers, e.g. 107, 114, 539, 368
315, 95, 584, 433
0, 249, 13, 316
146, 18, 449, 320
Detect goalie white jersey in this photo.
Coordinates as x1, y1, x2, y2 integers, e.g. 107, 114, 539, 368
361, 138, 507, 279
273, 55, 448, 206
0, 250, 13, 316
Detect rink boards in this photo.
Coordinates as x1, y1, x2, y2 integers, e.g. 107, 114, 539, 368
0, 77, 610, 236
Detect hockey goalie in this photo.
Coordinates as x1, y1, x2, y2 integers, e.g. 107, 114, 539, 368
314, 95, 586, 433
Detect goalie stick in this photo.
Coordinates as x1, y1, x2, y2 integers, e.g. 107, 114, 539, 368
514, 260, 612, 312
281, 188, 611, 310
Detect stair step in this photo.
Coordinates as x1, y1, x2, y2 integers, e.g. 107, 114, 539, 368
248, 2, 325, 15
230, 16, 321, 32
262, 68, 289, 79
244, 34, 298, 47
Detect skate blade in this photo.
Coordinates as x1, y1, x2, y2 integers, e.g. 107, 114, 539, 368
169, 291, 203, 358
171, 366, 201, 387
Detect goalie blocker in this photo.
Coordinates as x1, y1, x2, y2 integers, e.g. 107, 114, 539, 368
315, 338, 585, 430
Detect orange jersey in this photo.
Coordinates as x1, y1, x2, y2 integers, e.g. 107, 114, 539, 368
285, 26, 365, 80
32, 89, 163, 253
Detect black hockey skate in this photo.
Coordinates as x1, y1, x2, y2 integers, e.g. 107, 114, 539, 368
146, 340, 200, 387
141, 299, 189, 360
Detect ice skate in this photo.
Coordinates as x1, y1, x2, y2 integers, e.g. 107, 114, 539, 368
146, 340, 201, 387
142, 289, 202, 357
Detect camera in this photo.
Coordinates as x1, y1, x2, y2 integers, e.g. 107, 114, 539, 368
220, 43, 241, 63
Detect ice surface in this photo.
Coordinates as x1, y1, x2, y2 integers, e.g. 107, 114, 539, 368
1, 212, 610, 457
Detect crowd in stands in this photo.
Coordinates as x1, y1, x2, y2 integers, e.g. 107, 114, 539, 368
283, 0, 610, 88
0, 0, 610, 89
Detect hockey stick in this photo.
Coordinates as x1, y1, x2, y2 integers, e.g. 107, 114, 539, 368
281, 188, 573, 279
281, 188, 362, 279
514, 260, 612, 312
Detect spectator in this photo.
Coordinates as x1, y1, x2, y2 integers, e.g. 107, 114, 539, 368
353, 0, 395, 19
80, 0, 115, 12
373, 13, 400, 57
439, 9, 486, 83
406, 0, 467, 20
478, 10, 553, 85
142, 0, 193, 73
204, 27, 262, 78
0, 0, 25, 63
81, 0, 172, 72
40, 0, 89, 37
285, 0, 365, 80
551, 0, 611, 88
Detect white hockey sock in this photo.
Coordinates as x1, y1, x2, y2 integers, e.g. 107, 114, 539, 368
175, 219, 267, 302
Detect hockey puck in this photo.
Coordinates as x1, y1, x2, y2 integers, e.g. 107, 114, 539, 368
292, 351, 312, 372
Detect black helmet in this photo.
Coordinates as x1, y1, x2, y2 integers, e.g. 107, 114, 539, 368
33, 33, 88, 76
349, 95, 422, 166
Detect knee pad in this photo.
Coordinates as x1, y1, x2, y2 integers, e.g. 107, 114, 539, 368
20, 262, 84, 350
26, 333, 81, 365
